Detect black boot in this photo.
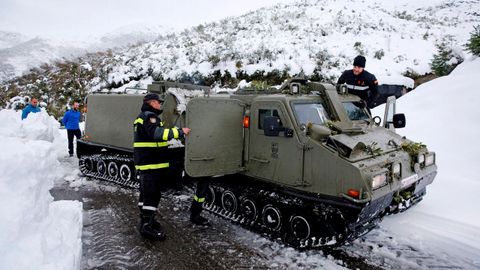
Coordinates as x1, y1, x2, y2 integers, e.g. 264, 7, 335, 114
139, 212, 166, 241
190, 201, 210, 226
139, 208, 163, 231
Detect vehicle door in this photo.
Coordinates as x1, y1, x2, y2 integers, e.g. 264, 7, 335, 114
185, 97, 245, 177
248, 101, 303, 186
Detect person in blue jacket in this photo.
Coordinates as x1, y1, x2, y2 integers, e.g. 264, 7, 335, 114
62, 102, 82, 157
21, 98, 41, 120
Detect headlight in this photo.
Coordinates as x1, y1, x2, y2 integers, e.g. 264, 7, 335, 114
392, 163, 401, 177
425, 153, 435, 166
417, 153, 425, 165
372, 173, 387, 189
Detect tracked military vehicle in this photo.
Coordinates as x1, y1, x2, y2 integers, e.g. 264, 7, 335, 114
78, 79, 437, 247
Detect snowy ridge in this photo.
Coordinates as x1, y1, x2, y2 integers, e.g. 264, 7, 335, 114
100, 0, 479, 90
0, 35, 88, 82
0, 24, 172, 83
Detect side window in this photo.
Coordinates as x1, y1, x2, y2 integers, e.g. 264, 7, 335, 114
258, 109, 283, 130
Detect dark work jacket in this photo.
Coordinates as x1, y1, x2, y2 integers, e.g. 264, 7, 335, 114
133, 103, 184, 172
337, 69, 379, 108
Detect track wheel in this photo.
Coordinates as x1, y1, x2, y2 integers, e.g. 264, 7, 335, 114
83, 157, 93, 173
119, 164, 131, 182
240, 198, 257, 221
290, 215, 311, 240
262, 205, 282, 231
107, 161, 119, 178
97, 159, 106, 176
205, 186, 216, 205
221, 190, 238, 213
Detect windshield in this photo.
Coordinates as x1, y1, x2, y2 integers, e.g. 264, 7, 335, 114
292, 103, 330, 126
343, 102, 370, 121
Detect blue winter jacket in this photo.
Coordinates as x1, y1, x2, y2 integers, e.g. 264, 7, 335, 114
21, 104, 41, 120
62, 109, 81, 130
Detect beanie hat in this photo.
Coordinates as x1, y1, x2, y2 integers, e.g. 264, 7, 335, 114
353, 55, 366, 68
143, 93, 163, 102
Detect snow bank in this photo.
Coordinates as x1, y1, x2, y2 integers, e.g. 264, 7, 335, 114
0, 110, 82, 270
372, 58, 480, 262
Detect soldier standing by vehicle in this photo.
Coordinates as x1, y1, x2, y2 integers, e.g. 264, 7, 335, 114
337, 55, 379, 108
134, 93, 209, 241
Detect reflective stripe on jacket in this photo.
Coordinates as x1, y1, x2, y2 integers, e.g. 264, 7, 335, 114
133, 110, 183, 172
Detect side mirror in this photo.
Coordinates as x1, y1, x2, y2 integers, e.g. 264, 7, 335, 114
392, 113, 406, 128
263, 116, 280, 136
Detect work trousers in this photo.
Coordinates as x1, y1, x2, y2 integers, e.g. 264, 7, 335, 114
67, 129, 81, 155
137, 170, 166, 211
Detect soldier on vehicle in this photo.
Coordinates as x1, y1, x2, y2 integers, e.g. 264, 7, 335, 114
337, 55, 379, 108
21, 98, 41, 120
63, 102, 82, 157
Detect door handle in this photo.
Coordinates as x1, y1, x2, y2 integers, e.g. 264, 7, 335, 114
250, 157, 270, 164
189, 157, 215, 161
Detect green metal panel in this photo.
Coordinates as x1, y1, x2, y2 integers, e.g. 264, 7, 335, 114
185, 97, 245, 177
246, 100, 303, 187
84, 94, 143, 150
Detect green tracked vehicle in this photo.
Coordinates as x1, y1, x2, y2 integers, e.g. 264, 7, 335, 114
77, 79, 437, 247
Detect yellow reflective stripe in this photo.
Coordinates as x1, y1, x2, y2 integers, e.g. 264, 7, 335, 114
194, 195, 205, 203
134, 118, 144, 125
162, 129, 170, 141
160, 122, 164, 127
133, 142, 169, 148
172, 128, 179, 139
135, 163, 169, 170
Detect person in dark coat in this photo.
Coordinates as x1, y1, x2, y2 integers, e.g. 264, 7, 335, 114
134, 93, 209, 241
21, 98, 41, 120
337, 55, 379, 108
62, 102, 81, 157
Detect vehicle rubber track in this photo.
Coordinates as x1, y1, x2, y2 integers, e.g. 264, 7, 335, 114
202, 179, 382, 249
79, 154, 139, 189
201, 176, 430, 249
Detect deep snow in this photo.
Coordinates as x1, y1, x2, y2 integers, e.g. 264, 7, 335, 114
369, 58, 480, 268
0, 110, 83, 270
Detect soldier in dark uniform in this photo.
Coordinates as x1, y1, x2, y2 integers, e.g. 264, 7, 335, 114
337, 55, 379, 108
134, 93, 190, 240
134, 93, 209, 241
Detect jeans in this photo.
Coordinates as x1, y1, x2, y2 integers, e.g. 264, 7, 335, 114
67, 129, 81, 155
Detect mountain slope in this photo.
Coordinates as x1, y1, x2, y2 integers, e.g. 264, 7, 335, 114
1, 0, 479, 115
0, 24, 172, 83
98, 0, 478, 88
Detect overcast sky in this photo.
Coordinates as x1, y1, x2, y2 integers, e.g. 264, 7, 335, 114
0, 0, 294, 40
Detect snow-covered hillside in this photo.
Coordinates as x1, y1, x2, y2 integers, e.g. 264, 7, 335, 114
3, 0, 479, 93
0, 25, 172, 83
98, 0, 479, 89
0, 34, 86, 82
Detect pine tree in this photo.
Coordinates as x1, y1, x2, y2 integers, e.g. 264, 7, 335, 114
430, 43, 463, 76
466, 25, 480, 56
